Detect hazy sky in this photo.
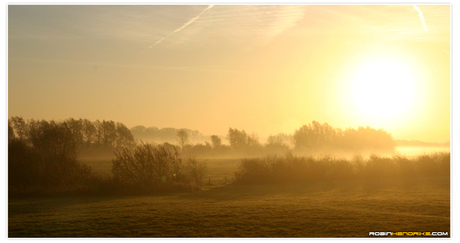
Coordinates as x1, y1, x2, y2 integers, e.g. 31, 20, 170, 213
8, 4, 451, 143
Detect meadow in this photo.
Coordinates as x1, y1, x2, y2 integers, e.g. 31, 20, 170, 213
8, 3, 452, 238
8, 152, 450, 238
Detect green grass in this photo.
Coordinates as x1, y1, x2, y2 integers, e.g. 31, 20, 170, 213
8, 175, 449, 237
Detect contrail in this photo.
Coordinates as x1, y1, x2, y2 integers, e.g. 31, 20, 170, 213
174, 5, 214, 33
141, 5, 214, 53
413, 5, 428, 31
142, 36, 169, 52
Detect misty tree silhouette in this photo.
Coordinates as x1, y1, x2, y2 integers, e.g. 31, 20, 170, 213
176, 129, 189, 150
211, 135, 222, 148
293, 121, 395, 152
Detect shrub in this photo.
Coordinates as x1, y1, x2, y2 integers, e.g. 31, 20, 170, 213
112, 142, 185, 191
234, 157, 273, 184
415, 152, 450, 177
327, 158, 356, 181
185, 158, 208, 188
393, 155, 416, 177
234, 152, 450, 185
361, 154, 396, 179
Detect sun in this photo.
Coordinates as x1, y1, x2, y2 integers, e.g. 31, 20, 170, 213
352, 60, 415, 119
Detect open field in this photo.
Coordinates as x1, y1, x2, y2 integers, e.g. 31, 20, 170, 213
8, 3, 451, 238
9, 156, 450, 238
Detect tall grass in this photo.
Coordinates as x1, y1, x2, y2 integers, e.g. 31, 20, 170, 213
234, 152, 450, 184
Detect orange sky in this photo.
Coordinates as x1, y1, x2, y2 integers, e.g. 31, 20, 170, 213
8, 4, 451, 143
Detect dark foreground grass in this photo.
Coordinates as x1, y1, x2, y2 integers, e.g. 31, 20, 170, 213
8, 176, 449, 238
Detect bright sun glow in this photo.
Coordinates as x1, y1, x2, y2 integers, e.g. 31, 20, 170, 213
352, 61, 415, 119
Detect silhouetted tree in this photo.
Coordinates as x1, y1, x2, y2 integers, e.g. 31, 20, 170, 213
95, 120, 118, 148
9, 116, 28, 142
28, 120, 78, 161
265, 134, 290, 155
81, 119, 97, 147
247, 132, 260, 147
211, 135, 222, 148
226, 128, 263, 155
267, 134, 283, 145
65, 118, 85, 149
177, 129, 189, 150
26, 119, 91, 187
130, 126, 205, 144
294, 121, 337, 150
293, 121, 395, 152
86, 120, 136, 154
342, 126, 395, 151
7, 116, 137, 195
115, 122, 135, 148
8, 121, 15, 142
227, 128, 249, 149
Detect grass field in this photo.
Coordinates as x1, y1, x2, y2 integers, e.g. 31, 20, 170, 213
8, 157, 450, 238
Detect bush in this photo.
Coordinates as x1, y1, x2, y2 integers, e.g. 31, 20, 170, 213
360, 154, 396, 179
414, 152, 450, 177
235, 157, 274, 184
234, 152, 450, 185
112, 142, 187, 192
185, 158, 208, 188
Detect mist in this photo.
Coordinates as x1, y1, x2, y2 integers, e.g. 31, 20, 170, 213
7, 4, 451, 238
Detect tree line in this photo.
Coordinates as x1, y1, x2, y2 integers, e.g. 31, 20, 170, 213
293, 121, 395, 152
8, 116, 397, 196
131, 125, 206, 144
176, 121, 396, 158
9, 117, 136, 157
9, 117, 96, 194
8, 117, 207, 196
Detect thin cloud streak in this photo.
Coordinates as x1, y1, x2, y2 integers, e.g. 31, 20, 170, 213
174, 4, 214, 33
414, 5, 429, 31
141, 5, 214, 53
141, 36, 170, 53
